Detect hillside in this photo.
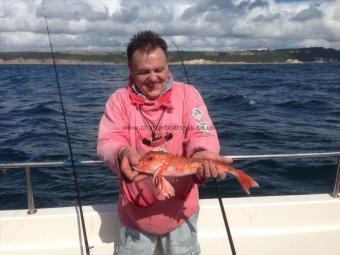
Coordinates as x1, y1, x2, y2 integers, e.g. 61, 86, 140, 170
0, 47, 339, 64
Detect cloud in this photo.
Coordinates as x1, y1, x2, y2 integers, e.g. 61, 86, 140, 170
36, 0, 109, 21
291, 5, 322, 21
112, 6, 139, 23
112, 2, 173, 24
182, 0, 241, 21
253, 13, 281, 22
0, 0, 340, 51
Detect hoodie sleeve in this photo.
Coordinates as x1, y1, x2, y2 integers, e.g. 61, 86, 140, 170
97, 91, 129, 176
182, 85, 220, 157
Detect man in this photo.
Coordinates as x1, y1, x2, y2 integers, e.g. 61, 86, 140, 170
97, 30, 231, 255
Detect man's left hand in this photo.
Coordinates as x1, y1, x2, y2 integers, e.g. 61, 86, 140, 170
193, 151, 233, 180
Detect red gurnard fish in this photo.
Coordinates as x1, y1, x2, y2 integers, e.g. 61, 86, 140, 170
134, 151, 259, 198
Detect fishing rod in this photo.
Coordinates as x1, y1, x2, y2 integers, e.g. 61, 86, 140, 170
173, 42, 237, 255
41, 3, 91, 255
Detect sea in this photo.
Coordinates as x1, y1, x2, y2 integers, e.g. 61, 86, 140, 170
0, 63, 340, 210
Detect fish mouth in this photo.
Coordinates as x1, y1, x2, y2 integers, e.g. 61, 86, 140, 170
132, 166, 142, 173
132, 166, 153, 176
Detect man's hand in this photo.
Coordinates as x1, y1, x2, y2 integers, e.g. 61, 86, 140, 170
119, 147, 147, 182
193, 151, 233, 180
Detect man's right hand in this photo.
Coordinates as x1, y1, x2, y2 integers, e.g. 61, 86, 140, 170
119, 147, 147, 182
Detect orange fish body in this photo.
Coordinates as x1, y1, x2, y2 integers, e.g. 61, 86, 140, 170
135, 151, 259, 198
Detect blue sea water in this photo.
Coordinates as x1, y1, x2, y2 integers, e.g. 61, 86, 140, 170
0, 63, 340, 210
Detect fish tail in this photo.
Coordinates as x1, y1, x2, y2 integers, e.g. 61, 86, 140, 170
233, 169, 259, 194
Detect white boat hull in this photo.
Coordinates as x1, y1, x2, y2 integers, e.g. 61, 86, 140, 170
1, 194, 340, 255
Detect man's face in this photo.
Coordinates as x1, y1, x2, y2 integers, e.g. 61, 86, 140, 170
129, 47, 170, 100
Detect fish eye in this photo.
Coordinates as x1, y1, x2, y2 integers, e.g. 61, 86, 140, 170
147, 156, 153, 160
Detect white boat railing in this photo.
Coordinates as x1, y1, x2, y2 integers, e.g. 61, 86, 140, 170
1, 151, 339, 214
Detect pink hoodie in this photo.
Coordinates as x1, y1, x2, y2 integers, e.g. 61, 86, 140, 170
97, 81, 220, 235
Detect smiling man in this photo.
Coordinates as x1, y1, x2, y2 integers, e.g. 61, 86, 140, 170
97, 30, 231, 255
129, 46, 169, 100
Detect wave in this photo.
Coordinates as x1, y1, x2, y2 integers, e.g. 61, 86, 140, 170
275, 99, 331, 111
0, 148, 29, 162
207, 93, 256, 109
8, 103, 60, 116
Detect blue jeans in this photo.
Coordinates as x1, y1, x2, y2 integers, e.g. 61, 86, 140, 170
118, 213, 200, 255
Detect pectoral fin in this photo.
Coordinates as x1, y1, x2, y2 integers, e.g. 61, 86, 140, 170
158, 176, 175, 198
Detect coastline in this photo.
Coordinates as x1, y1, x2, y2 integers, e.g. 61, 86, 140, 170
1, 47, 340, 65
0, 58, 334, 65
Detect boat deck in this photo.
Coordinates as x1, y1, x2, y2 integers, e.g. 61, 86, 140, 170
1, 194, 340, 255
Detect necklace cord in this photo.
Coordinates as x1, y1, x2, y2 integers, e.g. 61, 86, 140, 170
139, 106, 166, 139
42, 4, 91, 255
173, 42, 237, 255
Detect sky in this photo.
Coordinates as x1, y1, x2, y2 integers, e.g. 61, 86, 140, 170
0, 0, 340, 51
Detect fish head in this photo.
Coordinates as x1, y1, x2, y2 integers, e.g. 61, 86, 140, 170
136, 151, 168, 175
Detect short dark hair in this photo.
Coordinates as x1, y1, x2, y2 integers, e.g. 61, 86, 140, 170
127, 30, 168, 66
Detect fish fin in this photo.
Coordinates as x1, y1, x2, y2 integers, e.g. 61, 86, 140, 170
154, 174, 162, 191
159, 177, 175, 198
152, 166, 162, 187
233, 170, 259, 194
151, 160, 175, 198
153, 172, 175, 198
